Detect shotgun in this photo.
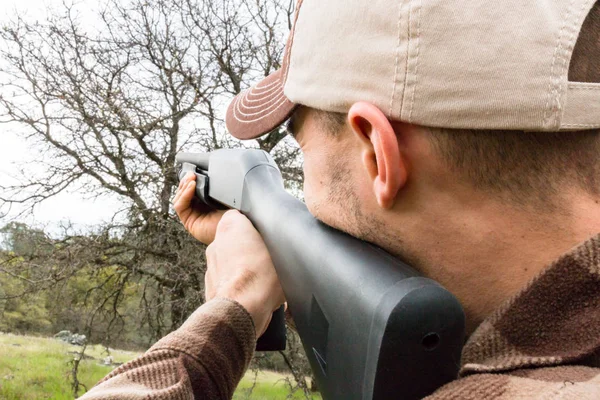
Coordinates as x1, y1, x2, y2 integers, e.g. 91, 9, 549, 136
176, 149, 465, 400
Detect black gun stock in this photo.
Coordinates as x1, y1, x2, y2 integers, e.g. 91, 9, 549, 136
176, 149, 465, 400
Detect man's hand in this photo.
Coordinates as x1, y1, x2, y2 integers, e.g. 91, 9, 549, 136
173, 172, 285, 337
173, 172, 225, 244
205, 210, 285, 337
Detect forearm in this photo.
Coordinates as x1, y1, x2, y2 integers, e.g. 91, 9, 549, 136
79, 298, 256, 400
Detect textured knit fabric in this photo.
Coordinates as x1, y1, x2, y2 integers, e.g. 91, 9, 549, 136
78, 298, 256, 400
80, 234, 600, 399
427, 233, 600, 399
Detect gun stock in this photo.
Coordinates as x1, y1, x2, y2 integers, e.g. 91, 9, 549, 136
177, 149, 465, 400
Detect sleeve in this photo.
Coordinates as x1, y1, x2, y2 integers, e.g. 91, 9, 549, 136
424, 369, 600, 400
78, 298, 256, 400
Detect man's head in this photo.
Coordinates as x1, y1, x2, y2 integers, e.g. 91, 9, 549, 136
226, 0, 600, 332
291, 1, 600, 233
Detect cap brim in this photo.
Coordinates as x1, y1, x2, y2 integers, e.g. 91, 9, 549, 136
226, 69, 297, 140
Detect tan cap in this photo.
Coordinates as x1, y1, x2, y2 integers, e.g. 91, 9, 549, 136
226, 0, 600, 139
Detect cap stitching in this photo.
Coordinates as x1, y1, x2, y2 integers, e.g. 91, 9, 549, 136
562, 124, 600, 127
283, 0, 304, 84
243, 93, 283, 106
232, 98, 289, 123
254, 77, 283, 91
399, 1, 412, 119
232, 91, 289, 122
543, 0, 576, 128
389, 1, 405, 116
408, 0, 422, 123
568, 86, 600, 90
244, 81, 283, 100
240, 89, 285, 109
234, 92, 287, 117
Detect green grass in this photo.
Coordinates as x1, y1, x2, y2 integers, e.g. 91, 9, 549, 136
0, 333, 136, 400
234, 370, 321, 399
0, 333, 321, 399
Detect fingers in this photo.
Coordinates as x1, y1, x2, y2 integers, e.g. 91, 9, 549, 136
216, 209, 239, 228
198, 210, 227, 245
173, 175, 186, 204
203, 206, 284, 337
173, 173, 197, 216
173, 172, 195, 203
173, 172, 227, 245
215, 210, 251, 236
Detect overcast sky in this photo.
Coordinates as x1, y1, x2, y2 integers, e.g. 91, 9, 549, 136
0, 0, 124, 233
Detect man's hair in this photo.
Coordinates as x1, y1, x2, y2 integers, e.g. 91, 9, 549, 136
317, 2, 600, 206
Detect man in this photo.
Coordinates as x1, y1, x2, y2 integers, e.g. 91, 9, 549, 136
81, 0, 600, 399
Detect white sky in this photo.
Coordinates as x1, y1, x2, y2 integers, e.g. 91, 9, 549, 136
0, 0, 124, 233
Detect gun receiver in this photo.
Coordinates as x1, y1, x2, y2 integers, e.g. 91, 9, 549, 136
176, 149, 465, 400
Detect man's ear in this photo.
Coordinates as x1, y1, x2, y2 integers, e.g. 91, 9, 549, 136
347, 102, 408, 209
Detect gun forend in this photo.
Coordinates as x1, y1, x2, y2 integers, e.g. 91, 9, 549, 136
176, 149, 280, 210
175, 149, 287, 350
175, 152, 210, 170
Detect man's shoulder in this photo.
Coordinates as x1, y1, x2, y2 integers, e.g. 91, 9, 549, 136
426, 365, 600, 400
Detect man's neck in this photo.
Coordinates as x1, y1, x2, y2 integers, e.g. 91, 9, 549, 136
389, 190, 600, 335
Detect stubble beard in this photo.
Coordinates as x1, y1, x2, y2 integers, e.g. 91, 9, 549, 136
318, 158, 418, 269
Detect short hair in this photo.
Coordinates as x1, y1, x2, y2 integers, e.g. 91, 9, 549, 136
316, 2, 600, 206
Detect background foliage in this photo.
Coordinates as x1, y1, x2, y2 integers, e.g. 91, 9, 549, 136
0, 0, 314, 397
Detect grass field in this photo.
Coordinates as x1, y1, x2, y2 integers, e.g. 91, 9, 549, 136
0, 333, 321, 399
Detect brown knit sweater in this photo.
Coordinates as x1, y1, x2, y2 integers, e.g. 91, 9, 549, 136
79, 234, 600, 399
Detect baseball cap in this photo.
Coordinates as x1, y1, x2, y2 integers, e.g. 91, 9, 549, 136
226, 0, 600, 139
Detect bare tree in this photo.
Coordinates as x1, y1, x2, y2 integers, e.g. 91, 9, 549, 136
0, 0, 310, 396
0, 0, 297, 325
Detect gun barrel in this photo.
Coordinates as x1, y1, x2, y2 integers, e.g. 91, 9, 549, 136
175, 152, 210, 170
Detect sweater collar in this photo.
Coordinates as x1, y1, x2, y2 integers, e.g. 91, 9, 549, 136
460, 234, 600, 375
